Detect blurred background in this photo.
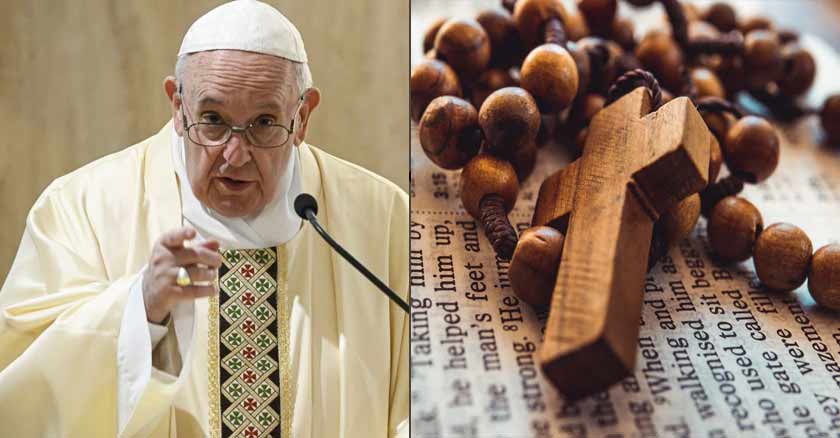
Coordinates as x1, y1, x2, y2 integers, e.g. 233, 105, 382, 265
0, 0, 408, 285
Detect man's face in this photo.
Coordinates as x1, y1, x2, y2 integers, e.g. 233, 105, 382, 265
177, 50, 300, 218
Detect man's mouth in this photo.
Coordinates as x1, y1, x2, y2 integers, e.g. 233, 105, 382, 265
217, 177, 254, 192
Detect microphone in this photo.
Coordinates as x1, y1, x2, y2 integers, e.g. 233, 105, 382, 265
294, 193, 409, 314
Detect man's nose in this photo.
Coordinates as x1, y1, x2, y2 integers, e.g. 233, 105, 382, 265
222, 132, 252, 168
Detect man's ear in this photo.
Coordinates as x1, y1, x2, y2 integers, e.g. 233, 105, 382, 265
163, 76, 183, 136
294, 87, 321, 145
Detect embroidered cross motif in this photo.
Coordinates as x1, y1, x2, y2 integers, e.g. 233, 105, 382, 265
218, 248, 282, 437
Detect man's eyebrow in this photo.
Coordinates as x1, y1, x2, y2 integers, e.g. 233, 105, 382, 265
196, 95, 225, 107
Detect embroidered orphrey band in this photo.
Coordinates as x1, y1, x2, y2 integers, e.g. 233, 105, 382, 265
208, 247, 291, 438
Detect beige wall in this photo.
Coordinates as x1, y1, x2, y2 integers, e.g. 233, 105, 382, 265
0, 0, 408, 284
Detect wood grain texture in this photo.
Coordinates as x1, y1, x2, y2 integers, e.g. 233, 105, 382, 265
537, 88, 710, 399
0, 0, 408, 284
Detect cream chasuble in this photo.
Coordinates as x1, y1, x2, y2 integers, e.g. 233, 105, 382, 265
0, 121, 409, 438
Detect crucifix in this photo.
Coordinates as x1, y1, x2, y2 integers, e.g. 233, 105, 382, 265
531, 87, 712, 399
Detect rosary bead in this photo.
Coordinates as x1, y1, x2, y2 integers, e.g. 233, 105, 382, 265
702, 111, 735, 144
564, 8, 590, 41
577, 0, 617, 35
702, 2, 737, 33
410, 59, 462, 122
511, 141, 538, 181
471, 68, 518, 109
418, 96, 481, 170
611, 18, 636, 51
820, 94, 840, 145
691, 67, 725, 99
740, 16, 772, 35
753, 223, 813, 291
423, 17, 448, 53
579, 37, 622, 93
521, 44, 580, 112
477, 9, 522, 68
513, 0, 568, 49
777, 44, 816, 97
635, 31, 684, 91
479, 87, 541, 157
566, 41, 591, 97
510, 226, 565, 307
659, 193, 701, 244
717, 54, 746, 96
460, 154, 519, 216
434, 18, 491, 79
571, 93, 605, 129
808, 244, 840, 311
708, 196, 763, 262
743, 30, 784, 88
723, 116, 780, 183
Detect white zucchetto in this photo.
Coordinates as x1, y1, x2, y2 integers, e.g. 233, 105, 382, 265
178, 0, 307, 63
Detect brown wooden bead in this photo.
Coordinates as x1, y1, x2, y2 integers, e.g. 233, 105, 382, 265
569, 93, 604, 129
521, 44, 580, 113
777, 44, 816, 97
753, 223, 813, 291
821, 94, 840, 145
717, 54, 746, 96
740, 16, 773, 35
702, 111, 735, 144
683, 3, 701, 22
577, 36, 619, 93
689, 20, 720, 40
423, 17, 448, 53
410, 59, 462, 122
709, 135, 723, 184
513, 0, 568, 49
510, 226, 565, 307
703, 2, 737, 33
659, 193, 701, 243
808, 244, 840, 311
471, 68, 517, 109
635, 31, 684, 91
724, 116, 780, 183
743, 30, 784, 88
708, 196, 763, 262
460, 154, 519, 219
511, 141, 538, 181
691, 67, 725, 99
564, 8, 590, 41
479, 87, 541, 157
477, 9, 523, 68
566, 41, 591, 97
434, 18, 491, 79
577, 0, 617, 35
418, 96, 481, 170
611, 17, 635, 51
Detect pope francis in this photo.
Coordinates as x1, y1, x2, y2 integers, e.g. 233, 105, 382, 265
0, 1, 408, 437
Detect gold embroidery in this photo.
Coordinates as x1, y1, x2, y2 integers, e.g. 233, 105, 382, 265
207, 246, 291, 437
208, 294, 221, 438
276, 245, 292, 438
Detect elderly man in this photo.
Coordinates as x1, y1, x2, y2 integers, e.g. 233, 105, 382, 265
0, 1, 408, 437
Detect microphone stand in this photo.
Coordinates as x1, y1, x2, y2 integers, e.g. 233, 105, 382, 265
304, 209, 410, 314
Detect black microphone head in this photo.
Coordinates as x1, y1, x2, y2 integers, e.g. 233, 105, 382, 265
294, 193, 318, 219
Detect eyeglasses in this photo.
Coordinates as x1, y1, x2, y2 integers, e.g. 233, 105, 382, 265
180, 91, 303, 149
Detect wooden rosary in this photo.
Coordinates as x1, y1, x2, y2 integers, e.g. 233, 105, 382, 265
413, 0, 840, 397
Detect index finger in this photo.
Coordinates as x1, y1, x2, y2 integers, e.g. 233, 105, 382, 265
160, 227, 197, 249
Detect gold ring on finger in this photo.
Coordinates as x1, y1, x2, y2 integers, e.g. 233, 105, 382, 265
176, 266, 192, 287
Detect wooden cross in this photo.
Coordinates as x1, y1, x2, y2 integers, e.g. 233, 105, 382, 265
532, 87, 712, 399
